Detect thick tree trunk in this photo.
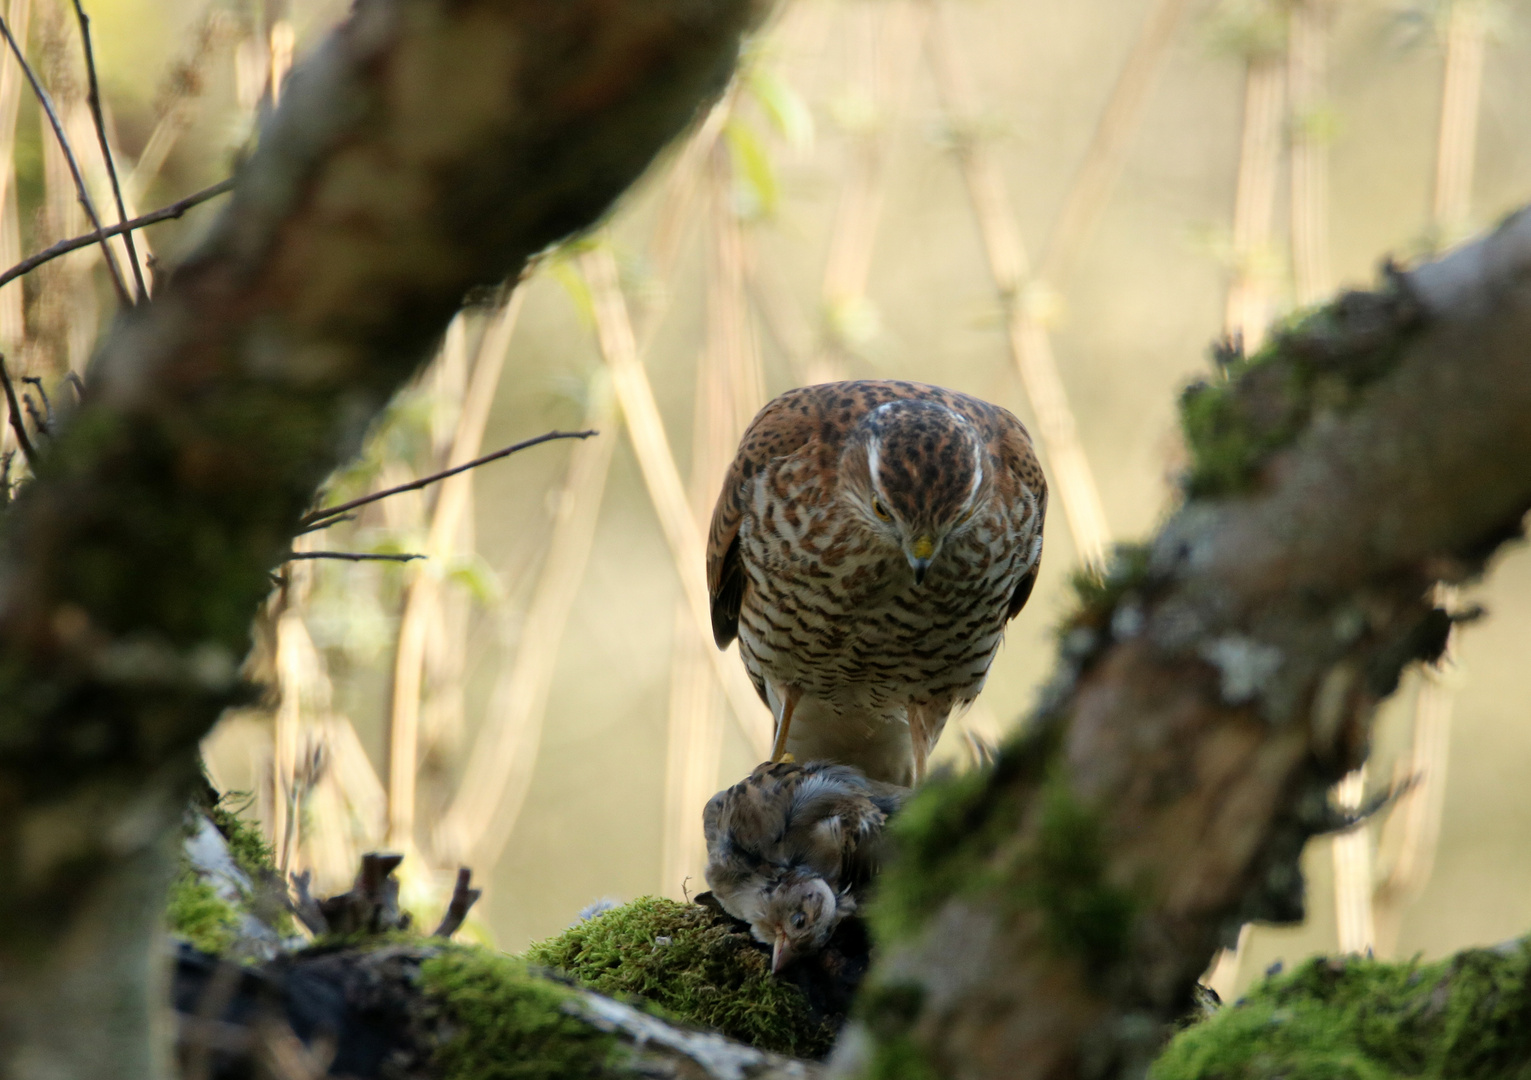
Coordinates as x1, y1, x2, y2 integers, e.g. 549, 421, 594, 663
837, 213, 1531, 1080
0, 1, 760, 1076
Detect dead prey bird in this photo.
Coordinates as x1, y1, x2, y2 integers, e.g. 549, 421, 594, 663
703, 760, 907, 972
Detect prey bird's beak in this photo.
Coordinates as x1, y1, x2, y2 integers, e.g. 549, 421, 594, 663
907, 535, 935, 585
772, 931, 792, 974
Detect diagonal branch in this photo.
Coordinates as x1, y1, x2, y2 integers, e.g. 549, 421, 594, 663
0, 0, 763, 1072
847, 210, 1531, 1080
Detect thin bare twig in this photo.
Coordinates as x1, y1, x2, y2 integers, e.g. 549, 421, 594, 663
294, 512, 355, 535
0, 14, 129, 305
283, 551, 424, 563
0, 353, 34, 465
299, 429, 596, 529
20, 388, 44, 436
70, 0, 145, 301
0, 177, 233, 292
20, 375, 48, 426
432, 867, 482, 938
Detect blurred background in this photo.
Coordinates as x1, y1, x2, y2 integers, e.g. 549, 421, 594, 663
1, 0, 1528, 999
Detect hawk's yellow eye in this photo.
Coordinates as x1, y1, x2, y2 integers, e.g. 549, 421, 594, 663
872, 497, 891, 521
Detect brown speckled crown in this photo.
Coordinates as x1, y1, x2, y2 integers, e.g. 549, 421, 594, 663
851, 398, 983, 530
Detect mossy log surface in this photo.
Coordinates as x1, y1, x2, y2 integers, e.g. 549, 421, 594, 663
1154, 943, 1531, 1080
171, 927, 820, 1080
0, 0, 764, 1074
842, 213, 1531, 1080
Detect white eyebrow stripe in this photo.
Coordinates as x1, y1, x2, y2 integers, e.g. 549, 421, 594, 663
963, 437, 984, 512
866, 435, 886, 501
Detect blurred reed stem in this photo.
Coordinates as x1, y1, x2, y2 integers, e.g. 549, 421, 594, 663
1332, 767, 1375, 953
1203, 1, 1289, 993
0, 0, 30, 347
1287, 0, 1332, 307
1372, 5, 1487, 950
1430, 0, 1486, 244
386, 312, 482, 850
435, 104, 739, 873
1222, 26, 1285, 349
661, 144, 767, 896
1285, 0, 1377, 958
1036, 0, 1193, 287
923, 0, 1110, 573
805, 0, 924, 385
581, 241, 773, 758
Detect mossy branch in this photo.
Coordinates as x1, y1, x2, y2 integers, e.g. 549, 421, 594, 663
844, 211, 1531, 1080
0, 0, 765, 1073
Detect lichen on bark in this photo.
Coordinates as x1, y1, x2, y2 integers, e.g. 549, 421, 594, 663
837, 211, 1531, 1080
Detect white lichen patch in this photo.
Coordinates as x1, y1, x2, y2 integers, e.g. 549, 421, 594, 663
1199, 635, 1283, 705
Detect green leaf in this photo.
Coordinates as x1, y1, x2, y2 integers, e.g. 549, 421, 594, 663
724, 119, 778, 218
747, 65, 814, 149
549, 259, 596, 326
444, 553, 505, 607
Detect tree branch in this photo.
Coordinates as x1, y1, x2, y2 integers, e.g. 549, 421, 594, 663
845, 211, 1531, 1080
0, 0, 763, 1073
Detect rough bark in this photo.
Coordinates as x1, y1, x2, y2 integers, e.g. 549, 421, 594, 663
0, 0, 761, 1076
837, 213, 1531, 1080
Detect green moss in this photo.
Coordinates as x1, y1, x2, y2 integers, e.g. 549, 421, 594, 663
207, 793, 278, 881
868, 765, 1009, 942
420, 947, 621, 1080
1179, 282, 1422, 499
1058, 543, 1154, 640
524, 896, 833, 1058
864, 1035, 941, 1080
869, 716, 1069, 944
166, 870, 240, 955
1151, 944, 1531, 1080
1029, 769, 1135, 970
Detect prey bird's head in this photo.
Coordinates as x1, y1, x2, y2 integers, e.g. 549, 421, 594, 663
754, 871, 840, 974
841, 398, 988, 584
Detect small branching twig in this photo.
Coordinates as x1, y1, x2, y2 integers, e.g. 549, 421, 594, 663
20, 390, 46, 438
298, 428, 597, 529
0, 355, 36, 466
21, 377, 52, 432
70, 0, 146, 302
0, 15, 130, 305
0, 178, 233, 292
433, 868, 482, 939
294, 512, 355, 535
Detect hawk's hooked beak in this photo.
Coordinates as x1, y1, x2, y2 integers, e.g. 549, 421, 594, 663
772, 931, 793, 974
907, 534, 936, 585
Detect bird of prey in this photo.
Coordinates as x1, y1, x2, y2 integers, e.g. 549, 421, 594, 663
703, 760, 906, 972
706, 380, 1047, 785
